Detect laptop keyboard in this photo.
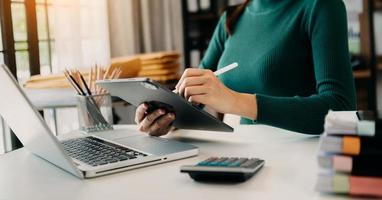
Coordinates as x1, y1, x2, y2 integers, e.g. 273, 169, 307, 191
61, 137, 147, 167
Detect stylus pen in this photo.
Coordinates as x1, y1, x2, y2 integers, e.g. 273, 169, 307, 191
193, 62, 238, 109
213, 62, 239, 76
173, 62, 239, 94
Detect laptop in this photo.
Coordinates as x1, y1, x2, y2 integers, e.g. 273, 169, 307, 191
0, 64, 198, 178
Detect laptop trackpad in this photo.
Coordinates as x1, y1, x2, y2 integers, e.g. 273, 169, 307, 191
92, 127, 141, 140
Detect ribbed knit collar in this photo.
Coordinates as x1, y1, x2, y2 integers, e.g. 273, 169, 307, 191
247, 0, 290, 14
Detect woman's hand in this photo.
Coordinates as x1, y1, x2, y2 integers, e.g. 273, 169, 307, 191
135, 103, 175, 136
175, 68, 258, 120
175, 68, 238, 114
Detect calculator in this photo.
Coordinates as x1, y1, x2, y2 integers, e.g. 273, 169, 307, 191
180, 157, 265, 182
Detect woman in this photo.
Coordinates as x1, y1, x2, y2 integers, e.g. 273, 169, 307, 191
135, 0, 356, 136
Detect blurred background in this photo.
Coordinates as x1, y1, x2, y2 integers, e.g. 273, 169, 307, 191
0, 0, 381, 154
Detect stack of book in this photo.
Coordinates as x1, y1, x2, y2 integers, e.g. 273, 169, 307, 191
136, 51, 181, 83
24, 57, 140, 89
316, 111, 382, 197
110, 51, 181, 83
24, 51, 181, 89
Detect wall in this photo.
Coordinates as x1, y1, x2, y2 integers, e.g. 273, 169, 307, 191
108, 0, 184, 58
0, 120, 4, 154
375, 12, 382, 110
108, 0, 142, 57
375, 13, 382, 55
374, 11, 382, 110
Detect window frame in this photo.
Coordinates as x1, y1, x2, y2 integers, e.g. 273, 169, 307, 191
0, 0, 17, 76
23, 0, 41, 76
0, 0, 43, 151
1, 0, 41, 77
36, 0, 54, 73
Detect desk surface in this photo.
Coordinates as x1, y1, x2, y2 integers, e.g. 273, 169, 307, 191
0, 125, 363, 200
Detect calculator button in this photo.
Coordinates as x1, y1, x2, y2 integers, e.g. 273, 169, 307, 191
216, 158, 230, 166
197, 157, 218, 166
240, 159, 259, 168
228, 158, 248, 167
209, 157, 228, 166
220, 158, 237, 166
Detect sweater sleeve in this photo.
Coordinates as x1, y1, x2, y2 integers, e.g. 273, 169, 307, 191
199, 13, 228, 71
255, 0, 356, 134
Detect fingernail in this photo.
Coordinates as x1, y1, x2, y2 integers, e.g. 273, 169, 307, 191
159, 109, 165, 114
169, 113, 175, 119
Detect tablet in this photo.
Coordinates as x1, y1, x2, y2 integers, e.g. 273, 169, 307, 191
97, 78, 234, 132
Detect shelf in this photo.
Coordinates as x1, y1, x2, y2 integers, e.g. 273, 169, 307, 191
377, 56, 382, 70
375, 0, 382, 10
378, 62, 382, 71
353, 69, 371, 79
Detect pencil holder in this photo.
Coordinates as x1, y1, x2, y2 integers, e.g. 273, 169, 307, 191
76, 93, 113, 133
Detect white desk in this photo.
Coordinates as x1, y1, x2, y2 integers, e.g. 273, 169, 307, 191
0, 125, 362, 200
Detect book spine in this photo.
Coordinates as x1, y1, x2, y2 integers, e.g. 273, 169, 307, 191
357, 120, 382, 137
317, 174, 382, 197
319, 154, 382, 177
342, 136, 382, 156
342, 136, 360, 155
359, 137, 382, 156
356, 111, 382, 137
352, 156, 382, 177
350, 176, 382, 197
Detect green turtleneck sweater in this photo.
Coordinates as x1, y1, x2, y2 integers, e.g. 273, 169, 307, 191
200, 0, 356, 134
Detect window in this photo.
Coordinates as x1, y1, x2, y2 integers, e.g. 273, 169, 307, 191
0, 23, 4, 154
36, 0, 55, 75
1, 0, 110, 153
11, 0, 30, 83
6, 0, 57, 82
49, 0, 110, 71
0, 120, 4, 155
0, 20, 3, 64
344, 0, 363, 54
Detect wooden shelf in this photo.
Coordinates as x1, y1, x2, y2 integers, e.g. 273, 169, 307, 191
378, 61, 382, 71
353, 69, 371, 79
182, 0, 228, 67
375, 0, 382, 10
377, 56, 382, 70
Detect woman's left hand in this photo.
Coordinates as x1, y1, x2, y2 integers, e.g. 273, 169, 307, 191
175, 68, 239, 114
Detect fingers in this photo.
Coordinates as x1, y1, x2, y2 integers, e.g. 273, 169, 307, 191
148, 113, 175, 137
139, 109, 166, 132
135, 103, 148, 124
184, 85, 207, 100
175, 68, 210, 91
188, 94, 207, 104
178, 76, 207, 97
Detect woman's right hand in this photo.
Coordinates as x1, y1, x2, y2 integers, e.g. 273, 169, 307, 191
134, 103, 175, 136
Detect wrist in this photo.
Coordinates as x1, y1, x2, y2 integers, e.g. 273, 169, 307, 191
230, 92, 258, 120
